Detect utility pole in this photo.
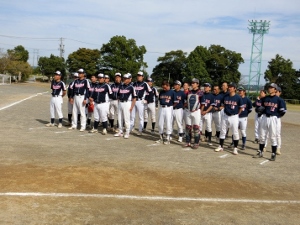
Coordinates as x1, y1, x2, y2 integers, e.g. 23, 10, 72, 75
247, 20, 270, 94
58, 37, 65, 58
32, 49, 39, 68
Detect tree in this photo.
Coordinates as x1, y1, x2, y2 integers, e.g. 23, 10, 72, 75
206, 45, 244, 85
66, 48, 101, 77
38, 54, 66, 80
151, 50, 187, 85
182, 46, 210, 83
7, 45, 29, 62
264, 54, 299, 99
99, 35, 147, 79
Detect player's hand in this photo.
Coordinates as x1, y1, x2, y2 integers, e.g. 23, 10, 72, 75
201, 111, 207, 115
129, 107, 133, 112
69, 98, 74, 104
83, 100, 87, 106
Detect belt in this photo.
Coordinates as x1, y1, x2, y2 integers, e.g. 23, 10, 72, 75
95, 101, 107, 104
137, 98, 143, 101
161, 105, 171, 108
120, 100, 130, 102
75, 93, 83, 96
225, 111, 237, 116
173, 108, 182, 110
52, 95, 60, 97
265, 114, 276, 118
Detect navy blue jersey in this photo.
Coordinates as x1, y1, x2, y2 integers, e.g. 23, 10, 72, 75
145, 87, 159, 103
110, 82, 121, 100
91, 82, 112, 103
253, 97, 263, 109
88, 82, 98, 98
239, 96, 252, 118
186, 89, 203, 111
173, 90, 186, 109
67, 80, 75, 98
222, 94, 243, 116
261, 95, 285, 117
278, 97, 287, 118
118, 83, 137, 101
133, 81, 152, 100
201, 92, 215, 111
70, 78, 90, 100
159, 89, 175, 106
213, 93, 224, 110
51, 80, 66, 96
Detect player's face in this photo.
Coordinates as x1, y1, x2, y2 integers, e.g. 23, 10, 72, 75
268, 87, 276, 95
115, 76, 121, 83
222, 83, 228, 92
183, 83, 189, 90
78, 72, 84, 79
98, 77, 105, 83
137, 75, 143, 82
173, 84, 180, 91
260, 91, 266, 98
54, 74, 61, 81
204, 86, 211, 92
123, 78, 130, 85
238, 90, 245, 97
105, 78, 110, 83
90, 76, 96, 82
191, 82, 199, 90
147, 81, 153, 87
228, 86, 236, 94
276, 91, 281, 97
162, 84, 170, 91
213, 86, 220, 94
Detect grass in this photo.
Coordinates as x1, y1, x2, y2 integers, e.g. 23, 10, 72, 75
286, 103, 300, 111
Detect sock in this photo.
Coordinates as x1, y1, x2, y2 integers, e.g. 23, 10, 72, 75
102, 121, 108, 129
242, 137, 246, 145
208, 132, 212, 142
233, 140, 239, 148
109, 119, 114, 128
94, 121, 99, 129
220, 138, 225, 148
68, 114, 72, 122
78, 114, 81, 122
144, 122, 147, 130
271, 146, 277, 155
51, 118, 54, 124
152, 122, 155, 130
160, 134, 164, 140
216, 131, 220, 138
205, 130, 208, 138
87, 118, 91, 125
259, 144, 264, 152
59, 118, 62, 124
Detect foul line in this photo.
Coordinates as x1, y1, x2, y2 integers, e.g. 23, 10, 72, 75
0, 92, 48, 111
0, 192, 299, 204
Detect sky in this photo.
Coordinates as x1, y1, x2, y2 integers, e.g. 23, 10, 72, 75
0, 0, 299, 85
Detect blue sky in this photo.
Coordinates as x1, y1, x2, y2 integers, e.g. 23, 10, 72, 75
0, 0, 299, 85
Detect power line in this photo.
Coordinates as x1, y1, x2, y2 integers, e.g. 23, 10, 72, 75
0, 34, 59, 40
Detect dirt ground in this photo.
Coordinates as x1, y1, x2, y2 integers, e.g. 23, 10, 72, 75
0, 82, 299, 225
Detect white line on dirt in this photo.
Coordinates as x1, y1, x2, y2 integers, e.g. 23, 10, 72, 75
260, 160, 269, 165
29, 127, 48, 130
146, 143, 160, 146
0, 192, 299, 204
219, 154, 229, 158
0, 92, 48, 111
55, 131, 70, 134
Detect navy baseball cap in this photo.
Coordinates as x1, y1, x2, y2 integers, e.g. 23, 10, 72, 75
174, 80, 182, 86
277, 86, 282, 92
228, 82, 237, 88
238, 86, 245, 91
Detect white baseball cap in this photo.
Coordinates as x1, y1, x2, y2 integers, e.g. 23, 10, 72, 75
123, 73, 132, 79
137, 71, 143, 76
98, 73, 104, 78
73, 72, 79, 77
54, 71, 61, 75
115, 72, 121, 77
78, 68, 84, 73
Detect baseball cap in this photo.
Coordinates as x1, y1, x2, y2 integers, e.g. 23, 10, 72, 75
191, 78, 199, 84
238, 86, 245, 91
98, 73, 104, 78
174, 80, 182, 86
204, 83, 211, 87
123, 73, 132, 79
277, 86, 282, 92
269, 83, 278, 89
147, 77, 154, 82
137, 71, 143, 76
115, 72, 121, 77
104, 74, 110, 79
77, 68, 84, 73
54, 71, 61, 76
73, 72, 79, 77
228, 82, 237, 88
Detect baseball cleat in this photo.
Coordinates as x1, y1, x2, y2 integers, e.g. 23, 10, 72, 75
207, 142, 213, 146
178, 137, 183, 143
57, 123, 62, 128
114, 132, 123, 137
253, 151, 263, 158
241, 145, 245, 150
79, 128, 85, 132
163, 140, 170, 145
215, 146, 223, 152
233, 148, 238, 155
156, 139, 162, 143
46, 123, 55, 127
183, 143, 191, 148
68, 126, 76, 130
137, 131, 143, 136
101, 129, 107, 135
89, 129, 98, 133
124, 133, 129, 139
270, 154, 276, 161
191, 144, 199, 149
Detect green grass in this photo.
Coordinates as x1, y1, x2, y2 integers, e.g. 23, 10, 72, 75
286, 103, 300, 111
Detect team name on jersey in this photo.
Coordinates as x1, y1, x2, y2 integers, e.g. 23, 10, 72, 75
120, 89, 130, 94
75, 83, 85, 88
264, 102, 278, 108
112, 87, 119, 92
94, 88, 106, 92
224, 100, 237, 106
176, 96, 182, 100
215, 99, 221, 104
135, 86, 145, 91
160, 95, 172, 100
52, 84, 62, 90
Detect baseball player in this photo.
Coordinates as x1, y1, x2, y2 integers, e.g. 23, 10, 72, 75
68, 68, 90, 132
211, 84, 223, 140
236, 86, 252, 150
182, 82, 190, 135
108, 72, 122, 133
86, 74, 97, 129
104, 74, 110, 84
215, 82, 243, 155
253, 90, 267, 143
254, 83, 286, 161
172, 80, 186, 142
144, 77, 159, 133
89, 73, 112, 134
114, 73, 137, 139
184, 78, 203, 149
130, 71, 152, 135
156, 80, 175, 144
46, 71, 66, 128
66, 73, 78, 126
200, 83, 215, 146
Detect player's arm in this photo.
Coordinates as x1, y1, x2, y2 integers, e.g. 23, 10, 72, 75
130, 87, 137, 112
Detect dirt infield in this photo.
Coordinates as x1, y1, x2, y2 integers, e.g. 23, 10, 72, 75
0, 83, 299, 224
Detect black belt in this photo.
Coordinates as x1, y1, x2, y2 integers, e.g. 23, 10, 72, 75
120, 100, 130, 102
225, 111, 237, 116
75, 93, 83, 96
173, 108, 182, 110
137, 98, 143, 101
52, 95, 60, 97
161, 105, 171, 108
95, 101, 107, 104
265, 114, 276, 118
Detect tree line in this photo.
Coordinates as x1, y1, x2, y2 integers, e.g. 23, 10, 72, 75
0, 35, 299, 99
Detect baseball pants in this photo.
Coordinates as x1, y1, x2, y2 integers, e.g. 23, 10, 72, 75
172, 108, 184, 134
50, 96, 63, 119
158, 106, 173, 135
109, 100, 118, 120
220, 114, 239, 140
212, 111, 221, 132
130, 100, 145, 132
72, 95, 86, 129
118, 101, 131, 134
259, 116, 278, 146
94, 102, 109, 123
144, 102, 156, 123
238, 117, 248, 137
201, 112, 212, 132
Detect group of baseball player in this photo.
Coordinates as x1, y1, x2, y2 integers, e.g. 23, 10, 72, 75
46, 69, 286, 161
